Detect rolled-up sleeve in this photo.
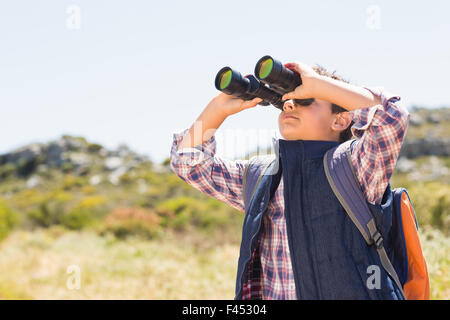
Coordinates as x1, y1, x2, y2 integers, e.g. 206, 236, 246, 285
169, 128, 248, 212
348, 86, 410, 205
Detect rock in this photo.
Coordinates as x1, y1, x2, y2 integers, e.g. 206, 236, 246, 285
125, 160, 139, 170
406, 156, 450, 181
36, 164, 48, 173
116, 144, 132, 158
99, 148, 109, 157
109, 144, 133, 158
108, 166, 128, 185
137, 179, 148, 194
64, 152, 91, 167
89, 175, 102, 185
75, 165, 90, 176
60, 136, 87, 151
407, 171, 426, 181
426, 114, 441, 124
46, 142, 64, 166
104, 157, 123, 171
133, 154, 150, 163
0, 134, 152, 178
400, 137, 450, 158
422, 156, 449, 179
0, 143, 44, 166
395, 157, 416, 173
26, 175, 41, 189
409, 113, 424, 126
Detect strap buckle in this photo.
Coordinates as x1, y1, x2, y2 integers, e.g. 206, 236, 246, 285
372, 231, 383, 249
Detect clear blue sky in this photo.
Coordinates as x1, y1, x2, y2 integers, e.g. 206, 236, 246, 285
1, 0, 449, 163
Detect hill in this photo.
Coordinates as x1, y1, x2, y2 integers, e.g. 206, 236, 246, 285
0, 107, 448, 238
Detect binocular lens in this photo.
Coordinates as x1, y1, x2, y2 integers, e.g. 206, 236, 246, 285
255, 55, 302, 94
219, 69, 232, 90
258, 58, 273, 79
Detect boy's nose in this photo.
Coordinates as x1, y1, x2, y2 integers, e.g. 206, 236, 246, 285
283, 100, 295, 112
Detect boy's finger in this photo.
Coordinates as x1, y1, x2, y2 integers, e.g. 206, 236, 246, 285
282, 92, 293, 101
284, 62, 302, 74
242, 98, 262, 108
283, 87, 305, 100
251, 97, 263, 104
284, 64, 295, 70
284, 62, 298, 68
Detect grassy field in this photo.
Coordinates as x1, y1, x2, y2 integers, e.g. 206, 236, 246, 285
0, 227, 240, 299
0, 226, 448, 300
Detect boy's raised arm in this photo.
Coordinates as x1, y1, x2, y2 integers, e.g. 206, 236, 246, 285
177, 93, 261, 150
170, 93, 261, 212
348, 87, 410, 205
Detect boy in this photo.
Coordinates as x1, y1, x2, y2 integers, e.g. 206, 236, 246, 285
170, 61, 410, 299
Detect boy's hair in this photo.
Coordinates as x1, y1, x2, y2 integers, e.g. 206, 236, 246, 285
312, 65, 355, 143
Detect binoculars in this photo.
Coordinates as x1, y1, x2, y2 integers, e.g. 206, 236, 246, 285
214, 55, 314, 110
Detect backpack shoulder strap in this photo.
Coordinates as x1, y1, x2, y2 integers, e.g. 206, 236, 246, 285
323, 139, 373, 242
242, 154, 277, 212
323, 139, 405, 298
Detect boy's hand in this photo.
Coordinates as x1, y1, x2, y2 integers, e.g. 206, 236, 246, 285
212, 93, 262, 117
281, 61, 321, 101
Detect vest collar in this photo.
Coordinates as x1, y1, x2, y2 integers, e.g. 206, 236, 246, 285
272, 136, 340, 160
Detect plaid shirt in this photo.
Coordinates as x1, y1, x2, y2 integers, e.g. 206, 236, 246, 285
169, 86, 410, 300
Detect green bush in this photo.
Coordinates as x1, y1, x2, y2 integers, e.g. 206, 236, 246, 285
430, 192, 450, 234
60, 209, 93, 230
26, 193, 109, 230
27, 202, 58, 228
156, 196, 200, 230
26, 191, 74, 228
62, 162, 75, 173
74, 195, 109, 226
162, 157, 170, 166
155, 196, 238, 231
0, 200, 19, 241
101, 220, 160, 240
62, 175, 86, 190
87, 143, 103, 153
0, 163, 16, 179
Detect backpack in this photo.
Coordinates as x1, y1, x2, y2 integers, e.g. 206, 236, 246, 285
242, 138, 430, 300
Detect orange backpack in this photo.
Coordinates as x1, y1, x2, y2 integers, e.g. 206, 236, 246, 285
399, 190, 430, 299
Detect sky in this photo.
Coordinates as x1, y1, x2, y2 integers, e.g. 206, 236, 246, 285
1, 0, 449, 163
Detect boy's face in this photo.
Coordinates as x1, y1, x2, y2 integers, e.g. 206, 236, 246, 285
278, 99, 341, 141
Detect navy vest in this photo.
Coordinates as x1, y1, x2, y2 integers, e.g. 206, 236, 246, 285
235, 139, 404, 300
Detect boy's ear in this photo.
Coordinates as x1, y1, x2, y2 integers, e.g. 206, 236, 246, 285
331, 112, 352, 132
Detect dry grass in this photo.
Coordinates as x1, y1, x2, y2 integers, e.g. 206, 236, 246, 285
0, 228, 240, 299
420, 226, 450, 299
0, 226, 448, 300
